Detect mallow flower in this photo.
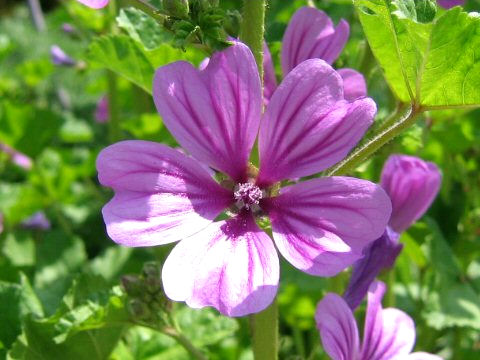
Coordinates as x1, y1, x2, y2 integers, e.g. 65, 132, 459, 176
344, 155, 441, 309
437, 0, 464, 9
0, 142, 32, 170
76, 0, 109, 9
50, 45, 76, 67
21, 211, 51, 231
95, 95, 109, 123
97, 42, 391, 317
264, 6, 367, 102
317, 281, 443, 360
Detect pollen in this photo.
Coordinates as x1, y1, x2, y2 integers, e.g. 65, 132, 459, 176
234, 183, 263, 210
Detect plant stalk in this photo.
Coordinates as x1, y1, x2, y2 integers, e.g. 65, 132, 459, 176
107, 0, 121, 143
162, 326, 207, 360
250, 299, 278, 360
240, 0, 266, 85
327, 105, 420, 176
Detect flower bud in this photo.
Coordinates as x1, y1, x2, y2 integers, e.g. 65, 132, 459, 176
50, 45, 76, 67
127, 299, 151, 319
121, 275, 144, 297
381, 154, 441, 233
163, 0, 189, 19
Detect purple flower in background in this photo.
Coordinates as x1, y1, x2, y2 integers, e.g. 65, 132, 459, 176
50, 45, 76, 67
0, 143, 32, 170
344, 155, 441, 309
437, 0, 464, 9
317, 281, 443, 360
97, 42, 391, 317
62, 23, 75, 34
95, 95, 109, 123
0, 213, 3, 234
76, 0, 109, 9
21, 211, 51, 231
264, 6, 367, 102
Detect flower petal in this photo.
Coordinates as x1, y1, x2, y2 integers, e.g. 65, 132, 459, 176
257, 60, 376, 185
97, 140, 232, 246
343, 227, 403, 310
153, 42, 261, 182
76, 0, 109, 9
361, 281, 416, 360
338, 68, 367, 101
437, 0, 464, 9
262, 177, 391, 276
381, 155, 441, 233
281, 7, 349, 75
263, 41, 277, 102
162, 213, 279, 317
315, 293, 360, 360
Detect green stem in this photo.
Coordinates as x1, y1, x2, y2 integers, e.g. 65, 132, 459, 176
250, 299, 278, 360
106, 1, 121, 143
162, 326, 207, 360
107, 70, 121, 143
327, 105, 420, 176
292, 326, 306, 359
384, 269, 396, 307
126, 0, 166, 24
240, 0, 266, 84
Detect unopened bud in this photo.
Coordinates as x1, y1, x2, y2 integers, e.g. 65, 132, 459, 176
163, 0, 189, 19
128, 299, 151, 319
121, 275, 144, 297
224, 10, 241, 37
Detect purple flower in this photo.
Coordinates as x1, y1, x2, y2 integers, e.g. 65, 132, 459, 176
62, 23, 75, 34
50, 45, 76, 67
317, 281, 443, 360
382, 155, 442, 234
21, 211, 51, 230
0, 143, 32, 170
0, 213, 3, 234
344, 155, 441, 309
437, 0, 464, 9
76, 0, 109, 9
97, 42, 391, 317
264, 6, 367, 102
95, 95, 109, 123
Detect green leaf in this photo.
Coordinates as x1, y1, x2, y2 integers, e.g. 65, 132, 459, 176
59, 115, 94, 143
8, 275, 129, 360
117, 8, 171, 50
2, 231, 36, 267
176, 307, 238, 347
393, 0, 437, 23
0, 101, 62, 157
418, 218, 480, 330
354, 2, 480, 107
34, 231, 87, 315
0, 274, 44, 349
111, 327, 189, 360
87, 35, 204, 94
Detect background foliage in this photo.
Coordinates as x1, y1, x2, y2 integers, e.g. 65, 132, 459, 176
0, 0, 480, 359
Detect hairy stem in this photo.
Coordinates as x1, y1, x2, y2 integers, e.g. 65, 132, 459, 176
126, 0, 166, 24
250, 299, 278, 360
240, 0, 266, 85
327, 105, 420, 176
162, 326, 207, 360
107, 0, 121, 143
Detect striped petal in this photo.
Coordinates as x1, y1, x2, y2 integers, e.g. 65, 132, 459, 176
153, 42, 261, 183
97, 140, 232, 247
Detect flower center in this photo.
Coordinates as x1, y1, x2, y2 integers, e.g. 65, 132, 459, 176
234, 182, 263, 210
